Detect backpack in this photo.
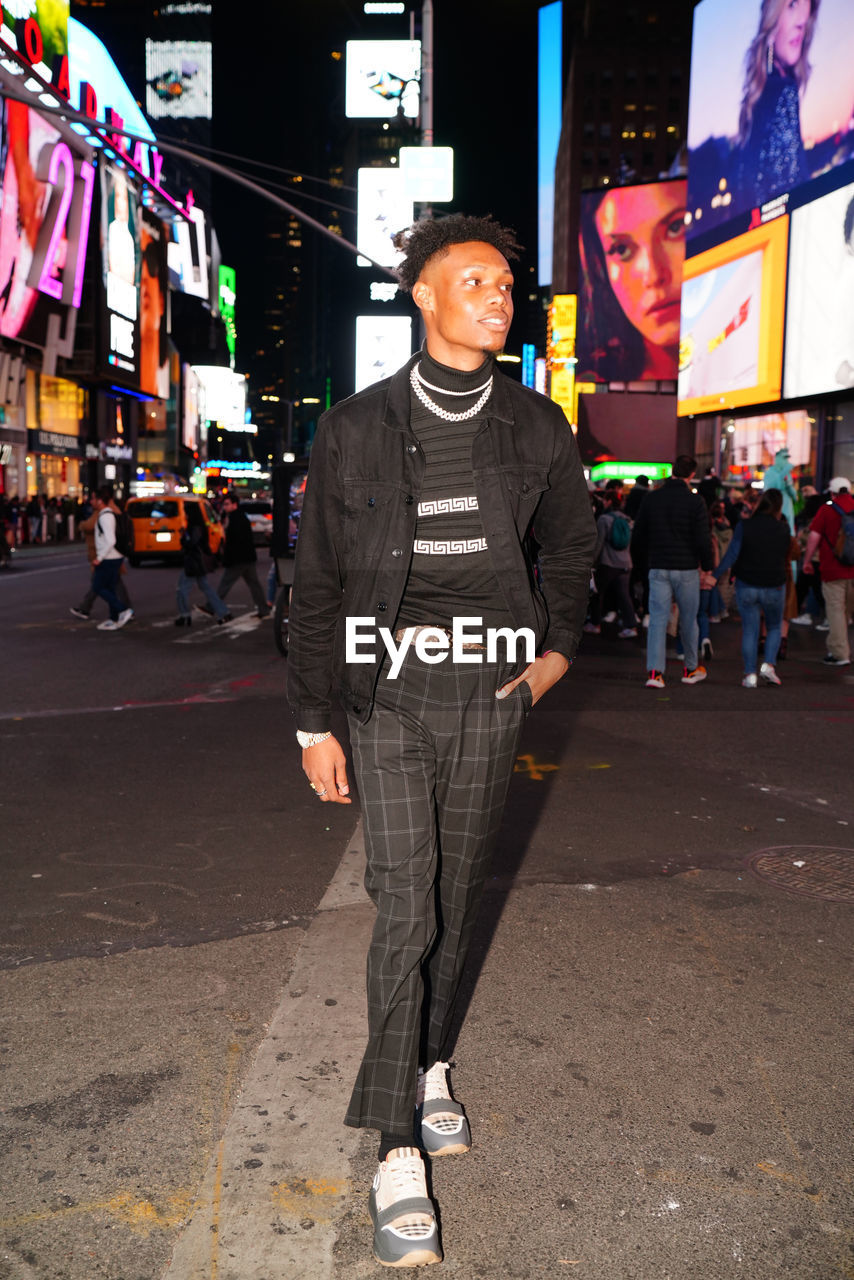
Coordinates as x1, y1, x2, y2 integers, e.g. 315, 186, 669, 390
608, 513, 632, 550
114, 510, 134, 557
830, 501, 854, 566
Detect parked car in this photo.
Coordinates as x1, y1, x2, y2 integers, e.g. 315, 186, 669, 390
125, 495, 224, 565
241, 498, 273, 545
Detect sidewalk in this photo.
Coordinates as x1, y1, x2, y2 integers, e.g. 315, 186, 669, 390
159, 619, 854, 1280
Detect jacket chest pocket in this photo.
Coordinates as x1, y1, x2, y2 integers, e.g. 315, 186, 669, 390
503, 467, 550, 526
342, 480, 408, 560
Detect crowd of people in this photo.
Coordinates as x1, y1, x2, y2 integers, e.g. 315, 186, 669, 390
584, 457, 854, 687
0, 491, 87, 551
0, 486, 277, 628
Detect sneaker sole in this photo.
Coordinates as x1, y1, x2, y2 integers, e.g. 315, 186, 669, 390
374, 1248, 443, 1268
370, 1198, 441, 1268
423, 1138, 471, 1157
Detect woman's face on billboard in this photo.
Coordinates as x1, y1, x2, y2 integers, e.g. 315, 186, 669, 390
594, 185, 686, 357
773, 0, 810, 69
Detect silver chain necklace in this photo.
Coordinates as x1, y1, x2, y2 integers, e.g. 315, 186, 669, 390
410, 363, 493, 422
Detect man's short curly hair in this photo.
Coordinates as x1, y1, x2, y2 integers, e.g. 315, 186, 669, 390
391, 214, 522, 293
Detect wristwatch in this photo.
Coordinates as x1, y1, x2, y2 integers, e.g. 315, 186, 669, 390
296, 730, 332, 748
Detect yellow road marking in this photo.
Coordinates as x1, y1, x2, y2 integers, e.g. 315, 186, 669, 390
272, 1176, 349, 1225
514, 753, 559, 781
210, 1039, 243, 1279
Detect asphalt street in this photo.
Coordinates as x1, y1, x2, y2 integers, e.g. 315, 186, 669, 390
1, 543, 852, 1280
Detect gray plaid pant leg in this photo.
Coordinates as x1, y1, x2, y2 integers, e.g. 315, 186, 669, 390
344, 656, 529, 1136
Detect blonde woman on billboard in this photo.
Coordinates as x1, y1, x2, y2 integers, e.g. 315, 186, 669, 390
578, 181, 687, 383
734, 0, 819, 208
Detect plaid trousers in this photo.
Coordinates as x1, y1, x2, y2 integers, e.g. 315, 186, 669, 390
344, 649, 531, 1136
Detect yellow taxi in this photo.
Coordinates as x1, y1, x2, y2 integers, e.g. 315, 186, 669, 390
125, 495, 224, 565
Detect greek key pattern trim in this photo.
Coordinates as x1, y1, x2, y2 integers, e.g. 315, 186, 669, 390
417, 495, 479, 518
413, 537, 488, 556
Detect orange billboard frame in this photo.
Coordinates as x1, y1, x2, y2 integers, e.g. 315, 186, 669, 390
677, 216, 788, 416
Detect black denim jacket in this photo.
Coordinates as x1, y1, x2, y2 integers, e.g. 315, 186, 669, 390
287, 354, 596, 731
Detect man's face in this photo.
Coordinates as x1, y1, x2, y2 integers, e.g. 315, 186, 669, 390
412, 241, 514, 371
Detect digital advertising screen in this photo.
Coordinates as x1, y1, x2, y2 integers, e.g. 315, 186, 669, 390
345, 40, 421, 119
577, 179, 687, 383
139, 208, 169, 399
677, 216, 788, 415
100, 163, 141, 386
354, 315, 412, 393
145, 39, 212, 120
0, 98, 95, 351
357, 168, 413, 269
686, 0, 854, 252
783, 178, 854, 400
727, 408, 811, 473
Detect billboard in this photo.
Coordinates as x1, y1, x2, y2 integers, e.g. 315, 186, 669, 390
0, 99, 95, 351
345, 40, 421, 118
139, 208, 169, 399
686, 0, 854, 250
145, 39, 212, 119
677, 215, 788, 415
577, 180, 687, 382
357, 167, 413, 268
193, 366, 246, 430
726, 409, 811, 472
101, 164, 141, 385
538, 1, 562, 286
0, 2, 69, 90
355, 315, 412, 392
783, 178, 854, 399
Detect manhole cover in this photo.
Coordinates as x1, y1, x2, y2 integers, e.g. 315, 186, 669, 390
745, 846, 854, 903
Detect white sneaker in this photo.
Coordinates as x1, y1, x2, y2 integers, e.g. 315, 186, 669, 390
742, 673, 758, 688
815, 620, 830, 632
760, 662, 781, 685
416, 1061, 471, 1157
116, 608, 134, 628
369, 1147, 441, 1268
603, 611, 617, 623
97, 619, 119, 631
790, 613, 814, 626
617, 627, 638, 639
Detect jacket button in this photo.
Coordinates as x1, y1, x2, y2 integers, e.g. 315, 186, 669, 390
367, 497, 375, 506
405, 495, 414, 505
377, 602, 387, 611
407, 444, 417, 454
392, 547, 402, 557
353, 705, 363, 714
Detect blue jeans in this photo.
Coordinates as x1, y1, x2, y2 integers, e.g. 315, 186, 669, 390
735, 581, 785, 674
92, 558, 125, 620
176, 569, 230, 619
647, 568, 700, 673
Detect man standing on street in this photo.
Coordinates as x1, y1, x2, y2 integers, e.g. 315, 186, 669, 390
801, 476, 854, 667
91, 486, 134, 632
213, 492, 270, 619
287, 214, 595, 1268
630, 455, 713, 688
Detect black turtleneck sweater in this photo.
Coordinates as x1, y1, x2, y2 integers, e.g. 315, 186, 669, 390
395, 348, 515, 633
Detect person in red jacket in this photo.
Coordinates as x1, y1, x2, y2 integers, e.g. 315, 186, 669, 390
801, 477, 854, 666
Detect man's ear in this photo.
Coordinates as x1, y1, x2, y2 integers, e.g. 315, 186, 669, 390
412, 278, 433, 315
